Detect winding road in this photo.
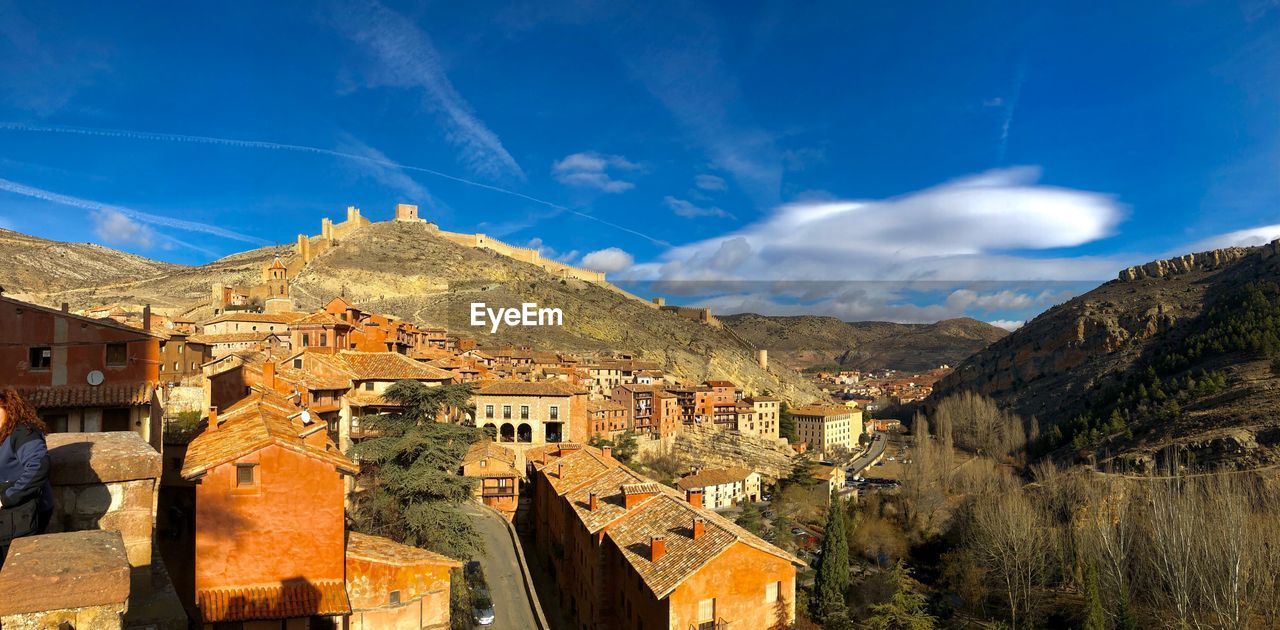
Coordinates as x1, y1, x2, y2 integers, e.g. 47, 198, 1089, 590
848, 431, 888, 477
460, 502, 545, 630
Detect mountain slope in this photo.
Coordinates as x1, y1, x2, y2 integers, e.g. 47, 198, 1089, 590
32, 221, 821, 401
721, 313, 1008, 372
0, 228, 179, 294
933, 242, 1280, 468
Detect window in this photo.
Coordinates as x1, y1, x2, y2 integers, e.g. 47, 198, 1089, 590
235, 464, 256, 487
28, 346, 51, 369
160, 363, 165, 372
364, 381, 375, 391
319, 333, 327, 347
550, 405, 559, 420
389, 590, 400, 605
293, 358, 303, 369
173, 361, 179, 371
503, 405, 512, 419
766, 581, 780, 603
485, 404, 494, 419
520, 405, 530, 420
301, 334, 311, 347
697, 598, 716, 628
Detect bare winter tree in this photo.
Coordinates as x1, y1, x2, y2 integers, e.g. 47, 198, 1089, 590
967, 489, 1054, 629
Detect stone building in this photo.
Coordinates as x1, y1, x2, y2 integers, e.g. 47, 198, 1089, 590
474, 380, 589, 445
460, 440, 521, 520
675, 467, 763, 510
791, 404, 860, 457
743, 395, 781, 441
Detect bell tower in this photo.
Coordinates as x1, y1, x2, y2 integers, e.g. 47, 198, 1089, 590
263, 257, 291, 313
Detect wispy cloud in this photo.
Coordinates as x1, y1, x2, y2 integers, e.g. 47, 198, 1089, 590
695, 174, 727, 191
331, 0, 525, 181
664, 196, 735, 220
0, 176, 262, 252
997, 59, 1028, 164
335, 133, 435, 204
0, 122, 672, 247
552, 152, 639, 192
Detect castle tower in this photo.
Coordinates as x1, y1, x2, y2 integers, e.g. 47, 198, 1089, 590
263, 257, 291, 313
394, 203, 420, 222
296, 234, 311, 263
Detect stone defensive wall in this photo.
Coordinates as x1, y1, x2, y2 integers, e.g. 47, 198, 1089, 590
291, 204, 608, 284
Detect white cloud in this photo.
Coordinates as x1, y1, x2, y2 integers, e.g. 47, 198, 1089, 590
695, 174, 727, 191
664, 196, 735, 220
988, 319, 1024, 331
525, 237, 577, 263
552, 152, 639, 193
626, 167, 1128, 284
333, 0, 524, 180
1183, 224, 1280, 252
92, 209, 154, 248
580, 247, 634, 273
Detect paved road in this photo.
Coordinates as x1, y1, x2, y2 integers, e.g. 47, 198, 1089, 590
461, 503, 541, 630
848, 431, 888, 477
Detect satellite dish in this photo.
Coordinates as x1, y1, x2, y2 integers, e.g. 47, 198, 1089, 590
300, 410, 312, 425
86, 370, 105, 386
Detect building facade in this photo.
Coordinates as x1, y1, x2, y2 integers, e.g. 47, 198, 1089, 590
791, 404, 859, 456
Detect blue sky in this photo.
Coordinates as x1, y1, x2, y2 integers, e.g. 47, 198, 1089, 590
1, 1, 1278, 327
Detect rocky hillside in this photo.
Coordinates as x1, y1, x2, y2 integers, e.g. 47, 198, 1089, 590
933, 242, 1280, 469
721, 313, 1007, 372
0, 228, 178, 295
26, 222, 821, 401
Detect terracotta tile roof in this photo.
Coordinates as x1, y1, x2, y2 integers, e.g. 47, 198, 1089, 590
337, 351, 454, 382
605, 493, 803, 599
539, 447, 618, 495
566, 466, 657, 532
274, 365, 352, 391
188, 332, 274, 345
181, 390, 357, 479
744, 396, 780, 403
345, 532, 462, 568
462, 440, 516, 467
676, 467, 754, 490
791, 404, 854, 418
476, 380, 583, 397
586, 399, 626, 413
196, 579, 350, 622
704, 380, 736, 388
17, 382, 154, 409
616, 383, 659, 393
291, 312, 349, 326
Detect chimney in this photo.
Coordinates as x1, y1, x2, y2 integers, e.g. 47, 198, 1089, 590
142, 304, 152, 332
263, 361, 276, 388
693, 517, 706, 540
650, 536, 666, 562
686, 489, 704, 509
556, 463, 562, 478
61, 302, 69, 313
601, 446, 612, 460
623, 483, 657, 509
208, 406, 219, 430
589, 493, 598, 511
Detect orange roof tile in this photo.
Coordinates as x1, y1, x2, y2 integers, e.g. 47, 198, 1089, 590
196, 579, 350, 623
791, 404, 854, 418
675, 467, 755, 490
334, 351, 454, 381
17, 382, 154, 409
181, 389, 357, 479
345, 532, 462, 568
476, 380, 583, 397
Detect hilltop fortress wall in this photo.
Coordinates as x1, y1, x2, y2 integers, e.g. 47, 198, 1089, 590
291, 204, 607, 283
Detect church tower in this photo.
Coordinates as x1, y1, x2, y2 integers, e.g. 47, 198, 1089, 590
263, 257, 291, 313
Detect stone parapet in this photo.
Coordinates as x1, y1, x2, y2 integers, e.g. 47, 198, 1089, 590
0, 530, 130, 629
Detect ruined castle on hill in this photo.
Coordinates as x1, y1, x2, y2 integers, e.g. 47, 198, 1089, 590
211, 203, 607, 314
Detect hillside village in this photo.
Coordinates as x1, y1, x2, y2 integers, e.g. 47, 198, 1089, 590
0, 205, 892, 629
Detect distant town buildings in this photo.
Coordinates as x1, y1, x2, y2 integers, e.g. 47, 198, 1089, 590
676, 467, 763, 510
791, 404, 862, 456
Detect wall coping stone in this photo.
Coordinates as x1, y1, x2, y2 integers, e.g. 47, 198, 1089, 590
47, 432, 162, 485
0, 530, 130, 616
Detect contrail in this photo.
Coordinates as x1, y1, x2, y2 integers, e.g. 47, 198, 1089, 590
997, 59, 1027, 164
0, 176, 271, 247
0, 122, 674, 248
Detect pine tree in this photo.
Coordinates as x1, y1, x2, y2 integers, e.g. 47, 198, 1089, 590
1115, 588, 1137, 630
865, 562, 936, 630
1082, 563, 1106, 630
736, 500, 764, 535
813, 491, 850, 623
348, 381, 484, 560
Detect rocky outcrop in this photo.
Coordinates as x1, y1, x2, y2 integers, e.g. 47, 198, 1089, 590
645, 425, 798, 481
1116, 241, 1277, 281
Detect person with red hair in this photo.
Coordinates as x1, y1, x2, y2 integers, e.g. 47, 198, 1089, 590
0, 389, 52, 565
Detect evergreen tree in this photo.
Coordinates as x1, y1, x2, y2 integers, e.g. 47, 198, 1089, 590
779, 401, 798, 442
736, 500, 764, 535
865, 562, 937, 630
1082, 563, 1106, 630
348, 381, 484, 559
813, 491, 850, 623
1115, 589, 1138, 630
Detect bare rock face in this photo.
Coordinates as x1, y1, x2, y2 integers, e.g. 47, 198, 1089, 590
653, 424, 798, 481
935, 240, 1280, 467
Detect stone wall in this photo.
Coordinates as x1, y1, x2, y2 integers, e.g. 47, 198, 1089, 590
46, 432, 161, 593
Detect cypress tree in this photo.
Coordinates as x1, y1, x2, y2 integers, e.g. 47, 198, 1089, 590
1082, 564, 1106, 630
813, 491, 850, 623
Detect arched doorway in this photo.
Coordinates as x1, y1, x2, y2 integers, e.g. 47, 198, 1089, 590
483, 423, 497, 439
500, 423, 515, 442
517, 423, 532, 443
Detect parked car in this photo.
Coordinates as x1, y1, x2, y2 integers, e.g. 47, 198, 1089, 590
474, 606, 495, 626
791, 527, 809, 536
